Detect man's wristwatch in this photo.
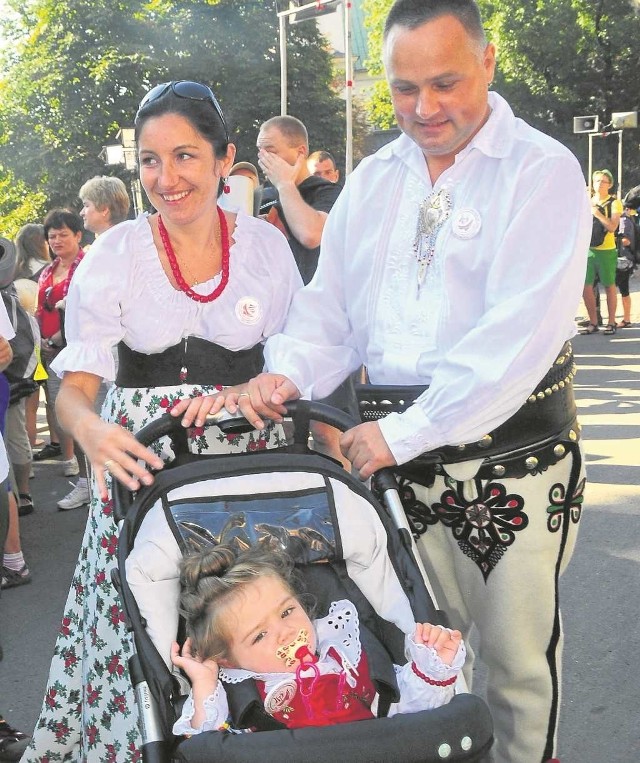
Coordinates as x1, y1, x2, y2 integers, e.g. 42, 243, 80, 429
46, 338, 58, 348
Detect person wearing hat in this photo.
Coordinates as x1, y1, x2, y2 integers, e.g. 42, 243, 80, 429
0, 240, 17, 293
219, 161, 262, 216
229, 160, 260, 188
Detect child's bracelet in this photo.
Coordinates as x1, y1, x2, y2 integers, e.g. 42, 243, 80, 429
411, 662, 457, 687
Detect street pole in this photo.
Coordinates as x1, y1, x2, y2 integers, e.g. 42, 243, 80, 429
279, 13, 287, 116
588, 133, 593, 190
617, 130, 623, 198
276, 0, 344, 141
343, 1, 353, 175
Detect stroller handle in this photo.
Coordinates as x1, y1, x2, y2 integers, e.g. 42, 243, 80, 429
114, 402, 399, 521
133, 399, 360, 449
132, 401, 399, 487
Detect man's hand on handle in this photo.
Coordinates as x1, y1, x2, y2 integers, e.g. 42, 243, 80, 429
171, 373, 301, 430
340, 421, 397, 481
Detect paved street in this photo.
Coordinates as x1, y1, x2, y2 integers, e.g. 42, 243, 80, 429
1, 281, 639, 761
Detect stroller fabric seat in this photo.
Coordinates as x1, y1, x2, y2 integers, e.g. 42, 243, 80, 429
118, 448, 493, 762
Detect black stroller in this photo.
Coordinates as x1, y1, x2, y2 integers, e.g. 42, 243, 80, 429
113, 402, 493, 763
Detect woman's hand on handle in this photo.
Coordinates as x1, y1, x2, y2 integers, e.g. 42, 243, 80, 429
56, 371, 165, 500
170, 390, 229, 427
77, 414, 165, 501
170, 374, 301, 430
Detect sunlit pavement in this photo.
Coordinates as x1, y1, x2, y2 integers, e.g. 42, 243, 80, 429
560, 278, 640, 762
0, 277, 639, 761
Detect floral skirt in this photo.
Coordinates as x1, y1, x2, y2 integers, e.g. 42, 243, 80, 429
24, 384, 285, 762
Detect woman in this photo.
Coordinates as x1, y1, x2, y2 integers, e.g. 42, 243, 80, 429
580, 169, 623, 335
79, 174, 131, 235
56, 176, 131, 511
14, 224, 50, 449
32, 209, 85, 474
13, 223, 50, 282
23, 81, 302, 762
615, 203, 637, 329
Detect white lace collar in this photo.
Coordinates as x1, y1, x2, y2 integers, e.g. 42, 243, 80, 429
219, 599, 362, 687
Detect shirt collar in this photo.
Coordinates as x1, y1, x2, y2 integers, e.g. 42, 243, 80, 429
378, 90, 516, 171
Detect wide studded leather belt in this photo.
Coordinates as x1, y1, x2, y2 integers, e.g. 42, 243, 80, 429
356, 341, 580, 483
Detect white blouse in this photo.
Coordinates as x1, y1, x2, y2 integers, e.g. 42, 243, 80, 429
265, 92, 592, 465
51, 211, 303, 381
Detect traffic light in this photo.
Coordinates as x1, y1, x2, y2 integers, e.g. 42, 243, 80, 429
288, 0, 341, 24
573, 116, 599, 134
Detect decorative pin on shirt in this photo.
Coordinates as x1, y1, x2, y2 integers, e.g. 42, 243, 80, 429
413, 188, 452, 289
451, 208, 482, 239
235, 296, 262, 325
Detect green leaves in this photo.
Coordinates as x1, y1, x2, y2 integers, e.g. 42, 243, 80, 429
0, 0, 345, 235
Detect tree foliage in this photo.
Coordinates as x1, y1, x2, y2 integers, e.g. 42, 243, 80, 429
0, 0, 346, 236
362, 0, 640, 189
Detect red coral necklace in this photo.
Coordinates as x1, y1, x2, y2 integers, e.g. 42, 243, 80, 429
158, 206, 230, 303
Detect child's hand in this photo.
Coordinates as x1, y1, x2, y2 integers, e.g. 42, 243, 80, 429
414, 623, 462, 666
171, 638, 219, 693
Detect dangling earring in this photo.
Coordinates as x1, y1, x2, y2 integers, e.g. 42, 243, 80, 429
223, 177, 230, 194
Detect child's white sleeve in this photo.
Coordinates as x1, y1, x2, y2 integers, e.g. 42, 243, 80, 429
172, 683, 230, 736
388, 632, 466, 716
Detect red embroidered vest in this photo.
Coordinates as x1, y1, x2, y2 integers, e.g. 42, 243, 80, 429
257, 650, 377, 729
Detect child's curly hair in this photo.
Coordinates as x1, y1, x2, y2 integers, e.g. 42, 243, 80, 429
179, 544, 299, 663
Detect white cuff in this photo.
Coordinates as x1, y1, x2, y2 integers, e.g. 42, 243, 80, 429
172, 683, 230, 736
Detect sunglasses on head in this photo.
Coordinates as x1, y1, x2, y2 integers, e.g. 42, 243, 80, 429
136, 81, 228, 141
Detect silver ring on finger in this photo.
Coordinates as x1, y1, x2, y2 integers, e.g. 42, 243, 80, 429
103, 459, 115, 472
238, 392, 251, 399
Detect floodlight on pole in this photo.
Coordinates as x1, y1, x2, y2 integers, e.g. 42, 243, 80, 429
288, 0, 340, 24
100, 127, 144, 215
611, 111, 638, 130
117, 127, 137, 149
99, 144, 125, 165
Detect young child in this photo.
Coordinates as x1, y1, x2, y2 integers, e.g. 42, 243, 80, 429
171, 545, 465, 735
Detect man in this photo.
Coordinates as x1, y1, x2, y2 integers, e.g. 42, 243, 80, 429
218, 1, 591, 761
257, 116, 355, 465
257, 116, 341, 285
307, 150, 340, 184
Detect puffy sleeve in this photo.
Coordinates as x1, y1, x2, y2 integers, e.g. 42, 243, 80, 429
388, 631, 466, 716
263, 176, 363, 397
49, 222, 137, 381
172, 682, 230, 736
